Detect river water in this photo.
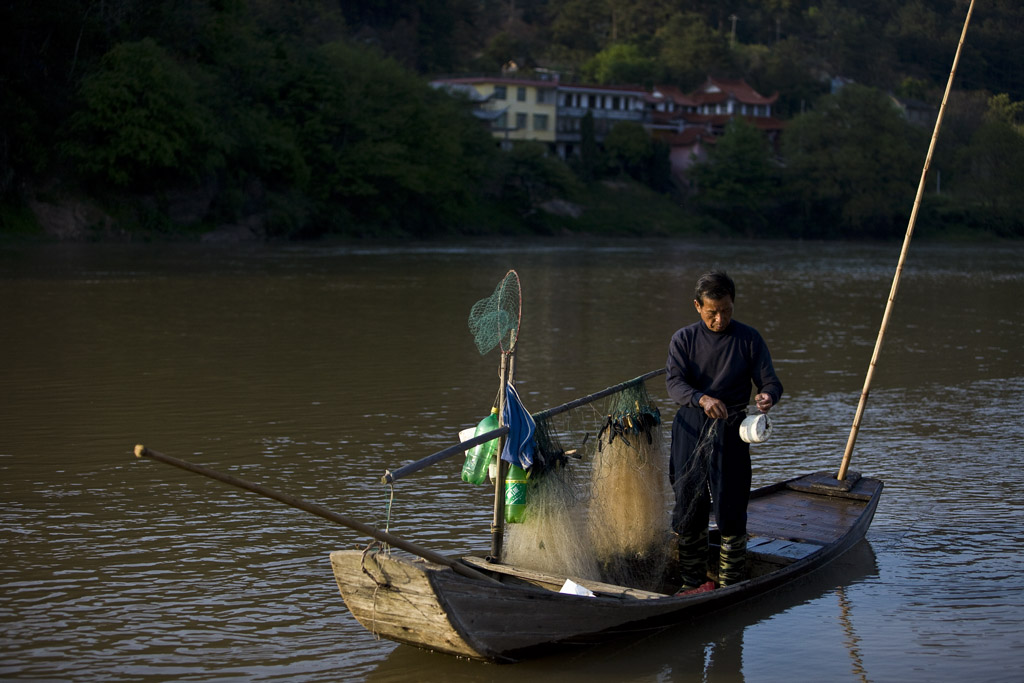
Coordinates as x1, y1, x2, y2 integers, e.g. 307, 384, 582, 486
1, 238, 1022, 682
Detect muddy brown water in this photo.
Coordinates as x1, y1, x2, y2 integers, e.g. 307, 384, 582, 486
2, 239, 1022, 681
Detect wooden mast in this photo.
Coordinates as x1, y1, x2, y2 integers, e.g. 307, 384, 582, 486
838, 0, 976, 481
489, 348, 511, 560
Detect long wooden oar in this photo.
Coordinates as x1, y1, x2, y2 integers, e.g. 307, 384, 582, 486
838, 0, 975, 481
133, 445, 501, 585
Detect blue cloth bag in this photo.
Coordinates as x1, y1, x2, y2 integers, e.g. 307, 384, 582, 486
501, 381, 536, 469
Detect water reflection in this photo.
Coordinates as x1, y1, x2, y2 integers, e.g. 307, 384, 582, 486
837, 585, 869, 683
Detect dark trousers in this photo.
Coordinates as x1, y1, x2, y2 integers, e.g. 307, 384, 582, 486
669, 407, 751, 538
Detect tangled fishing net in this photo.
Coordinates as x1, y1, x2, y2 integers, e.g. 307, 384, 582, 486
502, 379, 673, 590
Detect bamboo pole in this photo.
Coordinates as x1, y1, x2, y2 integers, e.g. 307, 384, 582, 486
381, 368, 667, 485
532, 368, 667, 421
838, 0, 975, 481
489, 349, 512, 560
381, 425, 509, 484
133, 445, 501, 585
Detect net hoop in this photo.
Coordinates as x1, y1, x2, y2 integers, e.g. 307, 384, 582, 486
468, 269, 522, 356
499, 270, 521, 354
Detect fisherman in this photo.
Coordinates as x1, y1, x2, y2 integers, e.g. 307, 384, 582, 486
666, 270, 783, 595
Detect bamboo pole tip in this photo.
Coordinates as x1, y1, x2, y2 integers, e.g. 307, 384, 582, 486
134, 444, 147, 458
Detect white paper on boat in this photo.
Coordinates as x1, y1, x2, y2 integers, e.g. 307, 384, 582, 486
559, 579, 596, 597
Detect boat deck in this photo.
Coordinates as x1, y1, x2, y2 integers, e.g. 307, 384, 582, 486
747, 475, 880, 546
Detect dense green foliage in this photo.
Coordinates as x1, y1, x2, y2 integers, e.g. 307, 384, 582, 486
690, 117, 779, 236
64, 38, 222, 189
2, 0, 1023, 239
782, 84, 928, 238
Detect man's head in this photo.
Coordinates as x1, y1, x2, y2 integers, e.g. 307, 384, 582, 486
693, 271, 735, 333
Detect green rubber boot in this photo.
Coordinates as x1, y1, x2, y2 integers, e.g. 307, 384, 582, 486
676, 528, 710, 591
719, 533, 747, 586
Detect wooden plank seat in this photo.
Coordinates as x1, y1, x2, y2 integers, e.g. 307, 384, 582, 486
461, 555, 669, 599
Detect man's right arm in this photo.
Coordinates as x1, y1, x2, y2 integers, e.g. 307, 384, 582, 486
666, 331, 702, 407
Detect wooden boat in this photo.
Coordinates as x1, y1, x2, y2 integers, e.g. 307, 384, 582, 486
329, 471, 882, 662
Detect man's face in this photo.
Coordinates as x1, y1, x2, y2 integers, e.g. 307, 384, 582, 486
694, 295, 734, 333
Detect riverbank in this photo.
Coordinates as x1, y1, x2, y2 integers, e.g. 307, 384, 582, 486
1, 179, 704, 243
2, 179, 1017, 244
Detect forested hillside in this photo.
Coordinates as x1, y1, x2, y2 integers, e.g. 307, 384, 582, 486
2, 0, 1022, 240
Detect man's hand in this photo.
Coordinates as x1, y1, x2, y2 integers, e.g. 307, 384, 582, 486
754, 393, 774, 413
698, 394, 728, 420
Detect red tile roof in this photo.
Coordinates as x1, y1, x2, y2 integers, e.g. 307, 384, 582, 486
649, 85, 699, 107
690, 76, 778, 105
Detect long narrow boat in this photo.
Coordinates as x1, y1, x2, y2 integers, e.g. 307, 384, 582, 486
330, 471, 882, 662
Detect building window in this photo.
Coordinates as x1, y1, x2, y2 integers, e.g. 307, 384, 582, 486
533, 114, 549, 131
536, 88, 554, 104
494, 113, 508, 129
493, 85, 507, 100
517, 87, 526, 102
516, 112, 528, 130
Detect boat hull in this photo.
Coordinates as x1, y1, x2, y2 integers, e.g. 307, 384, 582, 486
330, 472, 882, 662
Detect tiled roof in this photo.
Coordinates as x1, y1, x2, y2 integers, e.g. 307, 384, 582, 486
431, 76, 557, 89
649, 85, 699, 107
557, 82, 649, 94
691, 76, 778, 106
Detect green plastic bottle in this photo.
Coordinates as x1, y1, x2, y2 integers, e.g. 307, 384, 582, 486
461, 408, 499, 485
505, 464, 528, 523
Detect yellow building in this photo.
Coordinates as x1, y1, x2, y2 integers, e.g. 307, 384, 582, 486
431, 77, 558, 147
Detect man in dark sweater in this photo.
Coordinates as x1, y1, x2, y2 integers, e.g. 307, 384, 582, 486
666, 271, 783, 594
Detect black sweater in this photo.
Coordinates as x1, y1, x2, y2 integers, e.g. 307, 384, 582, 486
665, 319, 783, 413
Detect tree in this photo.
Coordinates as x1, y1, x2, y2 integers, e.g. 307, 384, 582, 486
487, 141, 580, 224
952, 94, 1024, 231
739, 37, 828, 118
604, 121, 649, 175
63, 38, 223, 189
576, 110, 601, 183
656, 12, 733, 89
603, 120, 670, 190
689, 117, 779, 234
806, 0, 895, 86
290, 41, 497, 234
582, 43, 656, 85
781, 84, 927, 238
545, 0, 609, 57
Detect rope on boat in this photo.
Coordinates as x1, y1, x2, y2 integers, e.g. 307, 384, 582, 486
360, 541, 389, 640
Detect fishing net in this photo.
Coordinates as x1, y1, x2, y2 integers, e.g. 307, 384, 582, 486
587, 384, 670, 587
501, 378, 673, 591
501, 456, 601, 580
468, 270, 521, 355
